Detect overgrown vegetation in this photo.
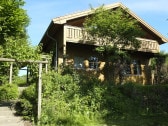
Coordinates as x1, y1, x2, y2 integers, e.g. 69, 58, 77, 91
0, 84, 19, 101
150, 52, 168, 84
14, 69, 168, 125
13, 75, 27, 86
15, 83, 37, 121
40, 70, 104, 125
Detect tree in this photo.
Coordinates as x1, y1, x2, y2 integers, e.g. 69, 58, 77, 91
84, 6, 143, 83
150, 52, 168, 84
0, 0, 29, 45
0, 0, 40, 83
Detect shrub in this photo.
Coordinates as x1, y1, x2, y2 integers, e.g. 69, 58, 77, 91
118, 83, 168, 116
40, 71, 104, 126
0, 84, 19, 101
15, 83, 37, 121
15, 70, 168, 125
103, 82, 168, 123
15, 99, 33, 120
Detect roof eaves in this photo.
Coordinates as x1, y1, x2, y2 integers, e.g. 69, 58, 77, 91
39, 21, 53, 45
52, 9, 91, 24
121, 4, 168, 43
53, 2, 168, 43
52, 2, 122, 24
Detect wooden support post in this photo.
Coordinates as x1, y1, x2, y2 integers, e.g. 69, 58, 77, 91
27, 67, 29, 84
63, 25, 67, 66
45, 58, 48, 73
37, 63, 42, 120
9, 62, 13, 84
45, 64, 48, 73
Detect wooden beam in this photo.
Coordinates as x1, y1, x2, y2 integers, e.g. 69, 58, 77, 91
0, 58, 48, 64
63, 25, 67, 66
45, 64, 48, 73
27, 67, 29, 84
0, 58, 15, 62
37, 63, 42, 120
9, 62, 13, 84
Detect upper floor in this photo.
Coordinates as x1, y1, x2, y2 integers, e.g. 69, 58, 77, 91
39, 2, 168, 54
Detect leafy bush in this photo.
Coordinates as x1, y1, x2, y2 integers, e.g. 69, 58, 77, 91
40, 71, 168, 125
14, 69, 168, 125
15, 99, 33, 120
103, 82, 168, 125
139, 85, 168, 114
0, 84, 19, 101
15, 83, 37, 121
40, 71, 104, 126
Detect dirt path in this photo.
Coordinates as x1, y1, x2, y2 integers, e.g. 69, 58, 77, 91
0, 102, 31, 126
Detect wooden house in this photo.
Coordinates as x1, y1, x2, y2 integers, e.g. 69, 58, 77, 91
39, 3, 168, 84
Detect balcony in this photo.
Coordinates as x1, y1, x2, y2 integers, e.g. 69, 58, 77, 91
136, 37, 160, 53
65, 25, 160, 53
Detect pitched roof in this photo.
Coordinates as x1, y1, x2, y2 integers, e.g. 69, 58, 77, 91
52, 2, 168, 43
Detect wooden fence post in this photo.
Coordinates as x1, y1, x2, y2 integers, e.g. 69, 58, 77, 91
45, 62, 48, 73
37, 63, 42, 120
0, 58, 48, 122
9, 62, 13, 84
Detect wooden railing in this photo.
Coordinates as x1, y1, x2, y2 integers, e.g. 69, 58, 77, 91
136, 37, 159, 53
65, 25, 160, 53
66, 25, 84, 42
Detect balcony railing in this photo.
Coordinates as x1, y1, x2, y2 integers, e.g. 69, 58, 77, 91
66, 25, 84, 42
65, 25, 160, 53
136, 37, 159, 53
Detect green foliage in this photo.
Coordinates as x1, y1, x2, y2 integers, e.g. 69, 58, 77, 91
0, 84, 19, 101
21, 83, 37, 102
2, 37, 41, 60
118, 83, 168, 115
0, 41, 41, 83
84, 6, 143, 49
40, 71, 168, 125
15, 69, 168, 125
0, 0, 41, 83
40, 71, 104, 125
15, 99, 33, 120
0, 0, 29, 44
15, 84, 37, 120
150, 52, 168, 84
84, 6, 143, 82
13, 75, 27, 86
103, 82, 168, 125
0, 45, 3, 57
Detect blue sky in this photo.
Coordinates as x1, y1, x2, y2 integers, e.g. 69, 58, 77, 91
24, 0, 168, 52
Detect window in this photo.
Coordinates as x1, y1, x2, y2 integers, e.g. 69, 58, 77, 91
89, 56, 98, 69
123, 60, 141, 75
132, 60, 141, 75
74, 57, 84, 69
124, 63, 131, 75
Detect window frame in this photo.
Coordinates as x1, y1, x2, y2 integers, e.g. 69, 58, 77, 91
74, 57, 84, 69
123, 59, 141, 76
132, 60, 141, 75
88, 56, 99, 70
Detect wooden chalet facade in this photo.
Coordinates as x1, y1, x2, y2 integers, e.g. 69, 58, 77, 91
39, 3, 168, 84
